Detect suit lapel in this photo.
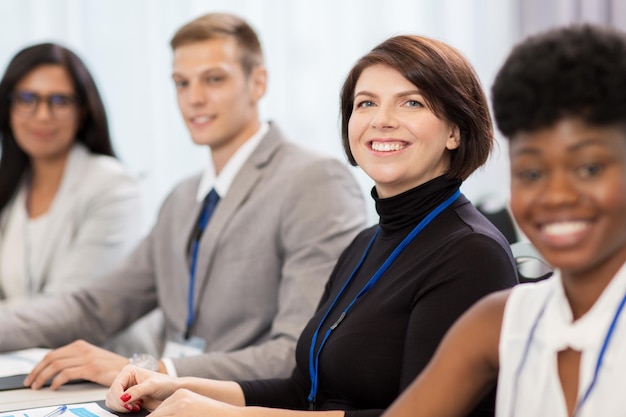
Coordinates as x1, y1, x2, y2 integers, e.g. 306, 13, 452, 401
182, 178, 205, 268
191, 124, 284, 311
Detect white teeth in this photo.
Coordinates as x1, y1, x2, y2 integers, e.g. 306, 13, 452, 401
371, 141, 406, 152
192, 116, 211, 123
543, 221, 589, 236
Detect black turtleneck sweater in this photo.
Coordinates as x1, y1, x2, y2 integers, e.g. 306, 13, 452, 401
239, 176, 518, 417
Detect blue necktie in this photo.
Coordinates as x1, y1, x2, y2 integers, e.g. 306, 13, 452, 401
194, 188, 220, 240
186, 188, 220, 338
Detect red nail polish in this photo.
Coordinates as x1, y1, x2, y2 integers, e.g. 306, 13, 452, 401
133, 405, 141, 412
124, 404, 132, 411
121, 393, 132, 402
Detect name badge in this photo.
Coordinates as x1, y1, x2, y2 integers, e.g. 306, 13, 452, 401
163, 334, 206, 358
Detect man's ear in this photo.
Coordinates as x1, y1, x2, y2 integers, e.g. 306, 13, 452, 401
446, 124, 461, 150
249, 65, 267, 104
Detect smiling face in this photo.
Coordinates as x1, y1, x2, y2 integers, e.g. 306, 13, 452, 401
509, 117, 626, 282
10, 64, 80, 164
347, 64, 460, 198
172, 37, 266, 167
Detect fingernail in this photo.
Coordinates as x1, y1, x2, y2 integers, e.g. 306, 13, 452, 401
133, 405, 141, 412
124, 404, 132, 411
121, 393, 132, 402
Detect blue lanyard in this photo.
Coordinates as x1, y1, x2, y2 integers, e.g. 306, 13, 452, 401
510, 284, 626, 417
186, 191, 219, 339
307, 189, 460, 409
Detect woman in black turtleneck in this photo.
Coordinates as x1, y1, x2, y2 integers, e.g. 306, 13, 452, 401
106, 35, 518, 417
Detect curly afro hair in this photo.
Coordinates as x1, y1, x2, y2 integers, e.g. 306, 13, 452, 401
492, 24, 626, 138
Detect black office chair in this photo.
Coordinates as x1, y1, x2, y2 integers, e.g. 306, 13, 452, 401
478, 204, 553, 283
510, 241, 553, 283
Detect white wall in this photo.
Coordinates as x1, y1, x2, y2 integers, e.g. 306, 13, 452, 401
0, 0, 521, 228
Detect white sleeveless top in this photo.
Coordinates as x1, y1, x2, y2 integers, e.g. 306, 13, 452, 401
497, 260, 626, 417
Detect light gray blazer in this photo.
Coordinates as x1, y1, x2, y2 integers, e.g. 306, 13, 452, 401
0, 123, 367, 380
0, 143, 142, 305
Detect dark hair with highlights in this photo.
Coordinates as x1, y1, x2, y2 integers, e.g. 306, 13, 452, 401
340, 35, 493, 181
492, 24, 626, 138
0, 42, 113, 213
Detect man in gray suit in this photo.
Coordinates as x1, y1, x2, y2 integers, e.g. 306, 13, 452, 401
0, 12, 366, 389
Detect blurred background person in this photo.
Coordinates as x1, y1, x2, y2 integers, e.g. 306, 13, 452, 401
0, 42, 155, 358
0, 42, 141, 307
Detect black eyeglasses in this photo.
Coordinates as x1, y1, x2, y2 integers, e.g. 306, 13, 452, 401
9, 90, 79, 120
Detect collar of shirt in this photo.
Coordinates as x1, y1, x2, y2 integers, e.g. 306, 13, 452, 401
540, 260, 626, 352
196, 122, 270, 202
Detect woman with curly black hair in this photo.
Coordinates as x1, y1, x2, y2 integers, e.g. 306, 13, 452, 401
384, 23, 626, 417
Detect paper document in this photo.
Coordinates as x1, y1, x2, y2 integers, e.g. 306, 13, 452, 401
0, 349, 50, 378
0, 402, 116, 417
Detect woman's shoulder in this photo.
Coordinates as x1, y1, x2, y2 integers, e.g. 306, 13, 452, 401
66, 145, 140, 199
444, 198, 515, 258
507, 278, 556, 309
453, 198, 512, 239
472, 288, 513, 325
434, 203, 519, 286
84, 153, 136, 183
499, 278, 557, 335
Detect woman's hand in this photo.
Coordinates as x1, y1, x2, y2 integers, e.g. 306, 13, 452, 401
147, 388, 241, 417
105, 364, 180, 412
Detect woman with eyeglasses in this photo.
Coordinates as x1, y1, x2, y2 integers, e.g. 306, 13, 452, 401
0, 43, 141, 308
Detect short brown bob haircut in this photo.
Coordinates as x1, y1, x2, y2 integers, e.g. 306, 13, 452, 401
170, 12, 263, 77
340, 35, 493, 181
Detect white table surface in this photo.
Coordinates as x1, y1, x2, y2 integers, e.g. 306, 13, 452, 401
0, 382, 108, 412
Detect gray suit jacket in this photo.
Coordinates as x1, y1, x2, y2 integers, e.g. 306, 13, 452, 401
0, 123, 367, 380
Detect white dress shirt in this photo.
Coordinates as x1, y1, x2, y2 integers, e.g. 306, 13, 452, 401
196, 122, 269, 201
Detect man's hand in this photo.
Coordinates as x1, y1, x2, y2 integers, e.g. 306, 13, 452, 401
23, 340, 130, 390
